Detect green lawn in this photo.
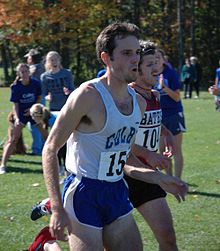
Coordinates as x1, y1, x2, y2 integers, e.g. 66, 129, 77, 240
0, 87, 220, 251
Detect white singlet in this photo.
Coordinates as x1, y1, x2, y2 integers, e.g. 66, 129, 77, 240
65, 79, 142, 182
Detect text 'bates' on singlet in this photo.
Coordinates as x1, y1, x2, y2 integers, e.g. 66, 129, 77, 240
65, 79, 142, 182
135, 91, 162, 152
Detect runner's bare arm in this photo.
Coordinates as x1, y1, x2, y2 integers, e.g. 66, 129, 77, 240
42, 83, 100, 212
125, 153, 188, 202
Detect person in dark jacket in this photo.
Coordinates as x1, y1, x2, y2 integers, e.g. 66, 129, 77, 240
190, 56, 202, 98
181, 58, 196, 99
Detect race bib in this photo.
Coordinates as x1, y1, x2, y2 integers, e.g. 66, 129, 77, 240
135, 126, 161, 151
98, 150, 129, 182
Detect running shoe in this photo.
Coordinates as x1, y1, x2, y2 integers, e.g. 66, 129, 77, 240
28, 226, 56, 251
31, 198, 51, 221
0, 166, 7, 174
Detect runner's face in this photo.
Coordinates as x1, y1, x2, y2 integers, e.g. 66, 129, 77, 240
139, 54, 158, 87
110, 35, 141, 83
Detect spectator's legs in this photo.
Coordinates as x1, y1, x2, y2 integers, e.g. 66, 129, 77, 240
173, 133, 184, 178
160, 132, 184, 178
184, 80, 189, 98
194, 80, 200, 97
0, 123, 24, 168
189, 81, 193, 98
184, 81, 187, 98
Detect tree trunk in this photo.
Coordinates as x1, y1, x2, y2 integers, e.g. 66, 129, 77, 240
133, 0, 140, 27
0, 43, 10, 86
76, 37, 81, 87
177, 0, 184, 72
61, 38, 70, 69
6, 40, 16, 80
190, 0, 195, 56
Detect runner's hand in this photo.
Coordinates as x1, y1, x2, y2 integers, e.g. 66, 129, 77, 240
49, 208, 72, 241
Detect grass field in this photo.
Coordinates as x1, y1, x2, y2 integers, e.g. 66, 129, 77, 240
0, 87, 220, 251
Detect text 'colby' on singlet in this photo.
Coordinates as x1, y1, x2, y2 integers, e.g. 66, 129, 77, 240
65, 79, 142, 182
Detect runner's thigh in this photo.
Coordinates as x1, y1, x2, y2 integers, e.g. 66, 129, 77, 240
103, 213, 143, 251
137, 198, 174, 236
68, 218, 103, 251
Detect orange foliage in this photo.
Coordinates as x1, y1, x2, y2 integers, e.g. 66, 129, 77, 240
0, 0, 119, 45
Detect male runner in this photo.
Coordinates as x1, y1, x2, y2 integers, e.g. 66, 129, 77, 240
35, 25, 187, 251
124, 41, 187, 251
42, 22, 145, 251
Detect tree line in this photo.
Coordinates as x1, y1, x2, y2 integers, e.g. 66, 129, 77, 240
0, 0, 219, 88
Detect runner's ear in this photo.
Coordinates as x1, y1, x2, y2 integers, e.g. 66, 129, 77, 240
100, 51, 110, 65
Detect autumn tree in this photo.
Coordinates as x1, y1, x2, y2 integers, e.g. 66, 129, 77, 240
0, 0, 120, 85
0, 0, 220, 87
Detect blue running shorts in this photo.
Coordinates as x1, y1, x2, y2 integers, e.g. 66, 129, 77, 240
162, 112, 186, 136
62, 174, 133, 229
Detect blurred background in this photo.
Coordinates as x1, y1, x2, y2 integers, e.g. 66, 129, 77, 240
0, 0, 219, 88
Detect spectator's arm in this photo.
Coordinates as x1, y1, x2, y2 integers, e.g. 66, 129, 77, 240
67, 70, 75, 91
163, 87, 181, 102
40, 75, 48, 105
215, 77, 219, 87
159, 74, 181, 102
13, 103, 19, 120
12, 103, 20, 125
180, 65, 186, 82
161, 124, 175, 155
37, 123, 49, 141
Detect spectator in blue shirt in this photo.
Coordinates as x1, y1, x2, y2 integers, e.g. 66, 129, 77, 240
41, 51, 75, 111
154, 49, 186, 179
24, 48, 45, 156
0, 63, 41, 174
